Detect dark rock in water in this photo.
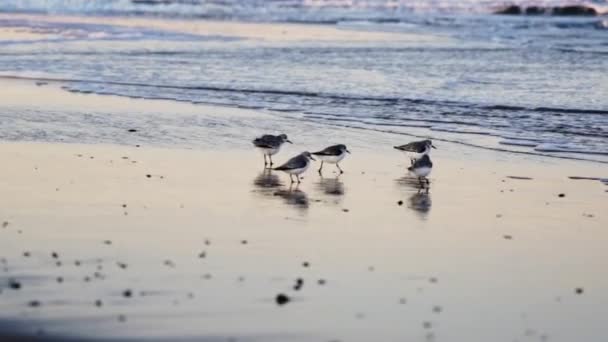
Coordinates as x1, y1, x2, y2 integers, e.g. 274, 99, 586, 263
525, 6, 545, 15
553, 5, 597, 16
558, 193, 565, 198
496, 4, 598, 16
575, 287, 584, 294
495, 5, 522, 15
275, 293, 290, 306
28, 300, 41, 307
123, 289, 133, 298
9, 279, 22, 290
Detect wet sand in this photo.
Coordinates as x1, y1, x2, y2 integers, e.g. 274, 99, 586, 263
1, 81, 607, 342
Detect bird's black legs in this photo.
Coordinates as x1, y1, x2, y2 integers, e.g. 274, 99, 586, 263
318, 161, 324, 174
425, 178, 430, 185
296, 175, 301, 184
336, 163, 344, 174
264, 154, 268, 167
269, 155, 274, 167
410, 159, 415, 166
289, 174, 295, 184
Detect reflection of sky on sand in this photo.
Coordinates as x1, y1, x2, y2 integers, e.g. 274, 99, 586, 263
395, 176, 432, 219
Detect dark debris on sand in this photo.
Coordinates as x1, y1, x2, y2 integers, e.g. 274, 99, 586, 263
2, 221, 8, 228
558, 193, 566, 198
275, 293, 290, 306
575, 287, 584, 295
9, 279, 22, 290
293, 278, 304, 291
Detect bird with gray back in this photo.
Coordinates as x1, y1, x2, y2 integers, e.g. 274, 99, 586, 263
252, 134, 292, 167
312, 144, 351, 175
407, 154, 433, 186
394, 139, 436, 165
273, 152, 316, 184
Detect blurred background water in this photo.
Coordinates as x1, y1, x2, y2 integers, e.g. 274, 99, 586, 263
0, 0, 606, 161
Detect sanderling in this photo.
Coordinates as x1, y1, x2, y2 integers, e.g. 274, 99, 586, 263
312, 144, 351, 175
394, 139, 436, 165
408, 154, 433, 186
252, 134, 292, 167
273, 152, 316, 184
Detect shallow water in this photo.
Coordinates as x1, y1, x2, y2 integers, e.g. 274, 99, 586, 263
0, 3, 607, 162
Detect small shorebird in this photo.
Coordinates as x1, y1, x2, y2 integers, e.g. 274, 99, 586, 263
273, 152, 316, 184
312, 144, 351, 175
394, 139, 436, 165
252, 134, 292, 167
408, 154, 433, 186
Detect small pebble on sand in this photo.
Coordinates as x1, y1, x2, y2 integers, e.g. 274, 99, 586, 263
28, 300, 41, 307
2, 221, 8, 228
95, 300, 103, 307
397, 200, 403, 206
275, 293, 290, 306
503, 235, 513, 240
103, 240, 112, 245
318, 279, 326, 285
9, 279, 22, 290
51, 252, 59, 259
123, 289, 133, 298
558, 193, 565, 198
302, 262, 310, 268
342, 208, 350, 213
575, 287, 584, 295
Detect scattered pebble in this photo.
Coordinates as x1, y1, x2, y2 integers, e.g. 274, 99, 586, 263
293, 278, 304, 291
198, 251, 206, 259
204, 239, 211, 246
397, 200, 403, 206
23, 252, 31, 257
118, 315, 127, 323
28, 300, 41, 307
9, 279, 22, 290
103, 240, 112, 245
318, 279, 326, 286
122, 204, 127, 208
575, 287, 584, 295
432, 305, 442, 314
123, 289, 133, 298
342, 208, 350, 213
302, 262, 310, 268
51, 252, 59, 259
127, 129, 138, 133
241, 240, 248, 245
56, 277, 63, 283
503, 235, 513, 240
95, 300, 103, 307
275, 293, 290, 306
146, 174, 152, 178
2, 221, 8, 228
558, 193, 565, 198
423, 321, 432, 329
399, 298, 407, 305
429, 277, 438, 284
496, 214, 503, 218
163, 260, 175, 268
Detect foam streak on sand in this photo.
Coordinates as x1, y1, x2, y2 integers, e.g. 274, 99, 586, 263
0, 79, 607, 341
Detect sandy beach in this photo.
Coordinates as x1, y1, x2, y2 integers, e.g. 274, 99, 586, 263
1, 80, 607, 341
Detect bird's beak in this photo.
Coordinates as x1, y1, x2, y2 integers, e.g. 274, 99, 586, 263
310, 156, 316, 161
346, 149, 351, 154
431, 145, 437, 149
286, 140, 293, 144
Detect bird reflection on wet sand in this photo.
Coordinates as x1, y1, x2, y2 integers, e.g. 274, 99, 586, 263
273, 186, 309, 209
317, 177, 345, 196
395, 176, 432, 218
252, 170, 308, 210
